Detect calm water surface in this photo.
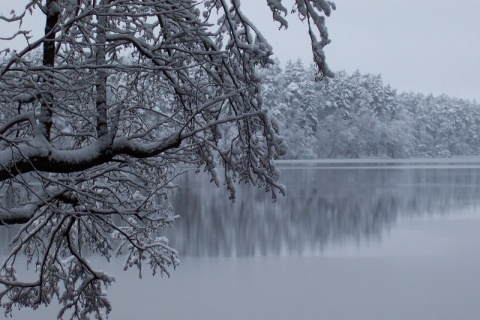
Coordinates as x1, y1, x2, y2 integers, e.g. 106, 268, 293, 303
3, 159, 480, 319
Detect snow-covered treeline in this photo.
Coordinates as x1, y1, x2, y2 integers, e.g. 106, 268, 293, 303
259, 59, 480, 159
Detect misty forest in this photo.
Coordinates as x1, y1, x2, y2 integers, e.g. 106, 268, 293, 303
259, 59, 480, 159
1, 1, 480, 320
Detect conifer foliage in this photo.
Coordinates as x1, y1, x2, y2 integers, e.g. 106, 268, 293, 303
259, 65, 480, 159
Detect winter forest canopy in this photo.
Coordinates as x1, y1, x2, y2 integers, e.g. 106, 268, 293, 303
260, 59, 480, 159
1, 0, 477, 318
0, 0, 336, 318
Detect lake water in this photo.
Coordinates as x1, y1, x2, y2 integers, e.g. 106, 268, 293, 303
3, 159, 480, 319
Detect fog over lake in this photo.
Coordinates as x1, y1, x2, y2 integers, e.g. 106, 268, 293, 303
3, 159, 480, 320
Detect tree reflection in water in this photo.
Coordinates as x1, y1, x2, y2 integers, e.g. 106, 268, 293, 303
2, 166, 480, 257
165, 166, 480, 256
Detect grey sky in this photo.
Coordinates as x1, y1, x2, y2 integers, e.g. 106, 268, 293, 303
242, 0, 480, 102
1, 1, 479, 101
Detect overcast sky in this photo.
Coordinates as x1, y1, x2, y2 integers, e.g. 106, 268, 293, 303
242, 0, 480, 102
1, 1, 479, 101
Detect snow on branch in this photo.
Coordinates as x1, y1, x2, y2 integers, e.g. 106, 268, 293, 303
0, 0, 333, 318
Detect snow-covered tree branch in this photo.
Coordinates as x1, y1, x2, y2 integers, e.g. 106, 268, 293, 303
0, 0, 334, 318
